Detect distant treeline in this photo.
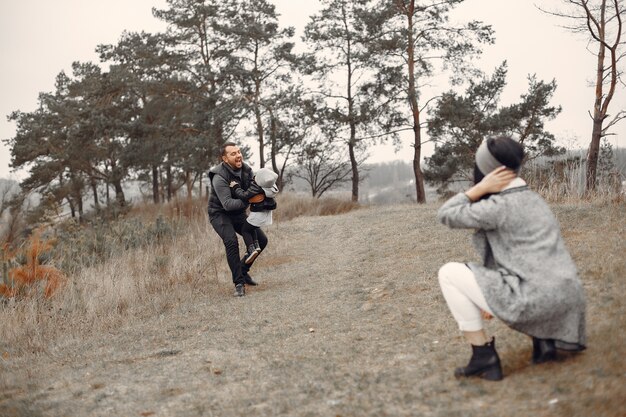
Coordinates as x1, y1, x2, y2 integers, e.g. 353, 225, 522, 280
4, 0, 623, 224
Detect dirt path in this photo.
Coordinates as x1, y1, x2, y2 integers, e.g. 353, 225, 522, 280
1, 204, 624, 417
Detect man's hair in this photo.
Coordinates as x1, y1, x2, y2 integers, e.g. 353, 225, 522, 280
221, 142, 238, 157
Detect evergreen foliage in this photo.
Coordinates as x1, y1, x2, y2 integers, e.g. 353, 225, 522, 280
424, 63, 564, 193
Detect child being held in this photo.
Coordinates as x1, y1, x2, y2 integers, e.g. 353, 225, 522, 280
229, 167, 279, 264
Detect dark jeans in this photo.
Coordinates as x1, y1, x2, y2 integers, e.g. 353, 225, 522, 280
209, 211, 268, 286
241, 221, 259, 248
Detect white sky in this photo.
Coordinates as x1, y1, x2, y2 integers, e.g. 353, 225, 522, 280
1, 0, 624, 179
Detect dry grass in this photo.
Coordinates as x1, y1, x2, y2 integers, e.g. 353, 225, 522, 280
274, 193, 361, 221
0, 218, 222, 353
525, 152, 625, 204
0, 194, 361, 354
0, 195, 624, 417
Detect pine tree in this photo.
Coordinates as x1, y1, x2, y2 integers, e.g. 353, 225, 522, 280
425, 63, 563, 194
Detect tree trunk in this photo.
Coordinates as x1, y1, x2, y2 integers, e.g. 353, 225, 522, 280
268, 110, 284, 190
110, 160, 126, 207
255, 100, 265, 168
67, 196, 76, 218
69, 170, 84, 220
254, 42, 265, 168
586, 119, 603, 192
406, 0, 426, 203
91, 177, 99, 209
586, 9, 607, 193
198, 172, 204, 200
77, 193, 84, 221
112, 180, 126, 207
159, 169, 165, 203
346, 29, 359, 203
584, 0, 624, 194
186, 171, 193, 202
105, 163, 110, 205
412, 128, 426, 203
152, 165, 159, 204
349, 135, 359, 202
166, 165, 172, 202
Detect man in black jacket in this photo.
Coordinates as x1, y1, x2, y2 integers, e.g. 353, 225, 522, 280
208, 142, 268, 297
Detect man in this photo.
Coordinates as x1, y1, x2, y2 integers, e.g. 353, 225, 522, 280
208, 142, 268, 297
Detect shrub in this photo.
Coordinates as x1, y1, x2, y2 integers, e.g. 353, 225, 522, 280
0, 229, 65, 299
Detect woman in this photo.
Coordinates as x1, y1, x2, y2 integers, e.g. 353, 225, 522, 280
437, 136, 586, 381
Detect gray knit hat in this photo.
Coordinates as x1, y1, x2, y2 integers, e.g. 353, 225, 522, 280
254, 167, 278, 188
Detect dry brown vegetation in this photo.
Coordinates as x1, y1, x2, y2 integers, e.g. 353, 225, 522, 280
0, 193, 624, 417
524, 147, 625, 204
0, 230, 65, 299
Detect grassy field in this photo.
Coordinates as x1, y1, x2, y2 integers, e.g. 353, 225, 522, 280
0, 196, 624, 417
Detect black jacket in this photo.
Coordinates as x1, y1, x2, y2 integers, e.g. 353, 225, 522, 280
232, 182, 277, 212
207, 162, 253, 218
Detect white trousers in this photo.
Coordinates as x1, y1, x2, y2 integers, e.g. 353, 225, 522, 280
438, 262, 495, 332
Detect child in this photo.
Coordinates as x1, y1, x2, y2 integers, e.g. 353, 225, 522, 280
436, 136, 586, 381
230, 167, 279, 264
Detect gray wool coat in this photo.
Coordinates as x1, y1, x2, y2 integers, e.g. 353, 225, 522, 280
437, 186, 586, 350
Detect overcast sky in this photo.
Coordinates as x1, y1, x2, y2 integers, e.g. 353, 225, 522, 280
1, 0, 624, 180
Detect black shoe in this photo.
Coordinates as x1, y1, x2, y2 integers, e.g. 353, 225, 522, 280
532, 337, 557, 364
454, 337, 503, 381
234, 284, 245, 297
244, 274, 258, 286
244, 249, 260, 265
244, 243, 261, 265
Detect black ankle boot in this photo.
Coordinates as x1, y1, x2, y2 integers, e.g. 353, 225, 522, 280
454, 337, 503, 381
532, 337, 557, 364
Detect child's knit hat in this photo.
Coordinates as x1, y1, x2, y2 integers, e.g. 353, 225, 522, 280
254, 167, 278, 188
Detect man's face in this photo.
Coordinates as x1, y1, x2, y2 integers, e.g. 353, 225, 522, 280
222, 145, 243, 169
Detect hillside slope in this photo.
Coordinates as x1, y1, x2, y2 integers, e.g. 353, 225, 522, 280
1, 202, 625, 417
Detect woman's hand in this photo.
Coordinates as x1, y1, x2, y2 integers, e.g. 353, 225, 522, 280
465, 166, 517, 201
